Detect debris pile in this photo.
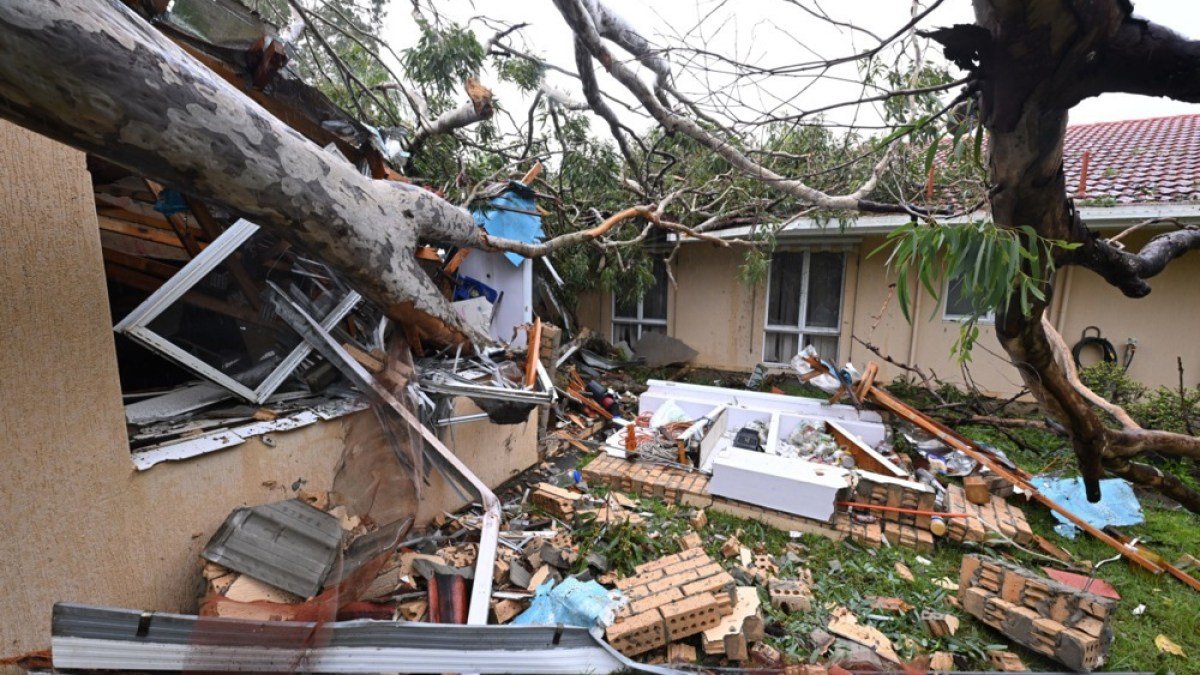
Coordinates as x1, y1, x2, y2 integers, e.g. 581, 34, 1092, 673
960, 554, 1116, 671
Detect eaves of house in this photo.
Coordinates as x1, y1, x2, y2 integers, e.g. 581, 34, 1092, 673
695, 114, 1200, 243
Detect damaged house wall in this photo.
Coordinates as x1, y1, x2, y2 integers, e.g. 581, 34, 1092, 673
0, 121, 540, 658
0, 120, 339, 657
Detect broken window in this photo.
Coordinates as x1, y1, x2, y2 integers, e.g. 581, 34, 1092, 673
612, 258, 668, 344
114, 220, 361, 403
763, 251, 844, 363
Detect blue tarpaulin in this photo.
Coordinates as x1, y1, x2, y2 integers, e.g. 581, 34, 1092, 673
1030, 475, 1145, 539
510, 577, 622, 636
472, 181, 543, 267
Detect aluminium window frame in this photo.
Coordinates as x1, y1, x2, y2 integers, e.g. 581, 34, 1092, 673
113, 219, 361, 404
611, 262, 669, 343
942, 276, 997, 324
761, 250, 847, 364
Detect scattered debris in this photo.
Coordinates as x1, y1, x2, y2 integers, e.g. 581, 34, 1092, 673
1042, 567, 1122, 600
988, 650, 1028, 671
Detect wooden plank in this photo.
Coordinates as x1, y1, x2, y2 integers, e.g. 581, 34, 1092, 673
105, 263, 266, 326
98, 214, 195, 249
102, 247, 181, 280
180, 195, 264, 310
828, 358, 1176, 579
524, 318, 542, 387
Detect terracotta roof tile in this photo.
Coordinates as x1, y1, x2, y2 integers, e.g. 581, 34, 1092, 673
1064, 114, 1200, 205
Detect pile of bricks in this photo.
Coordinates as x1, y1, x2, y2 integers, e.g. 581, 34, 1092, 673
959, 554, 1116, 672
529, 483, 583, 519
944, 485, 1034, 545
606, 548, 737, 656
581, 455, 709, 504
846, 474, 937, 551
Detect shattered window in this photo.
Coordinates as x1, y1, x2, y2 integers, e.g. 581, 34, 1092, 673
612, 258, 669, 343
763, 250, 845, 363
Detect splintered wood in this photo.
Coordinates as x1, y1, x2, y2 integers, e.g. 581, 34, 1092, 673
944, 484, 1034, 545
606, 548, 736, 656
959, 554, 1116, 672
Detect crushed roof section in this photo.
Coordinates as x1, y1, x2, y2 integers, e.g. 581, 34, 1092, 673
1064, 114, 1200, 205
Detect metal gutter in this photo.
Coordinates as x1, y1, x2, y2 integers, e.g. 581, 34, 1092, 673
688, 203, 1200, 241
267, 285, 500, 626
50, 603, 666, 674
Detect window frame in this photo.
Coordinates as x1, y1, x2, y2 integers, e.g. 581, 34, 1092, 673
942, 276, 996, 324
611, 260, 669, 343
761, 250, 847, 364
113, 219, 362, 403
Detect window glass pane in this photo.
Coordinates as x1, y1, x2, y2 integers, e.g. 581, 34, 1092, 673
613, 322, 638, 345
764, 330, 800, 363
614, 294, 638, 319
641, 259, 669, 320
766, 252, 804, 327
805, 252, 843, 329
805, 334, 839, 362
641, 324, 666, 336
945, 277, 983, 317
143, 231, 351, 388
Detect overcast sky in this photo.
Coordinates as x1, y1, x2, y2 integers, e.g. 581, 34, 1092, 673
383, 0, 1200, 133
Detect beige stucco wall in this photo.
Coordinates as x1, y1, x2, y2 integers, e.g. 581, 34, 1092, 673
577, 230, 1200, 396
0, 122, 538, 657
582, 243, 857, 373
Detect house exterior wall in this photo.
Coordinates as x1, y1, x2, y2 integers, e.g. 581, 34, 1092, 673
0, 122, 537, 658
578, 230, 1200, 396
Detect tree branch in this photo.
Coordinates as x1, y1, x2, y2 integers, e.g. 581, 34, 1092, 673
1064, 220, 1200, 298
1081, 12, 1200, 104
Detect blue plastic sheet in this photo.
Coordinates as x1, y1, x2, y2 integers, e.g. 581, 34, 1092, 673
473, 181, 543, 267
1030, 475, 1145, 539
510, 577, 621, 635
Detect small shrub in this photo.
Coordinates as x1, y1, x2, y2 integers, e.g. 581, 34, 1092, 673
1079, 362, 1145, 405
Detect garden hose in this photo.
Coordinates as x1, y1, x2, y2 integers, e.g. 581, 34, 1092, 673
1071, 325, 1118, 369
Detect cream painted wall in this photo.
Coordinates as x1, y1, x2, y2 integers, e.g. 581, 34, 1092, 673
576, 230, 1200, 396
583, 244, 858, 373
1054, 231, 1200, 390
0, 121, 349, 657
0, 122, 539, 657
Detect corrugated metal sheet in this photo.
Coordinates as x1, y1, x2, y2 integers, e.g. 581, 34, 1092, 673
51, 604, 658, 674
201, 499, 343, 598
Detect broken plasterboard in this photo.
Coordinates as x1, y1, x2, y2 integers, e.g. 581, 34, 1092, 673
707, 448, 850, 522
451, 295, 495, 336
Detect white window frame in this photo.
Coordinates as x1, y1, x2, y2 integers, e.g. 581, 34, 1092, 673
761, 250, 846, 364
942, 276, 996, 323
113, 219, 361, 403
611, 264, 668, 342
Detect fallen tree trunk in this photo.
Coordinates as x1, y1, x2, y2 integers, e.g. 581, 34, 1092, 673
0, 0, 493, 344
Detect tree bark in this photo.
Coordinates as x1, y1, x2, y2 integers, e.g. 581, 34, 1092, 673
943, 0, 1200, 510
0, 0, 492, 344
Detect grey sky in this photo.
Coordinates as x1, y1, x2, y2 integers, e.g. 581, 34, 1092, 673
383, 0, 1200, 134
